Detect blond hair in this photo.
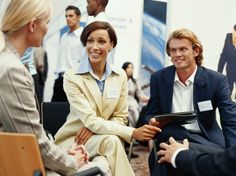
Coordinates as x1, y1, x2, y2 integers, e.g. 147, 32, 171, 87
166, 28, 204, 66
0, 0, 52, 52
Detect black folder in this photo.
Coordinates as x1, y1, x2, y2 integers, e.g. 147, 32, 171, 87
154, 111, 197, 125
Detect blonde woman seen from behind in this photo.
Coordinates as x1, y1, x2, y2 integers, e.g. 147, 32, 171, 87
0, 0, 101, 175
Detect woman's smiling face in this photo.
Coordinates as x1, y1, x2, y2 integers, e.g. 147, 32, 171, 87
86, 29, 113, 65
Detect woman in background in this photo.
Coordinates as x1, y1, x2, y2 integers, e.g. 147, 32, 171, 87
122, 62, 149, 127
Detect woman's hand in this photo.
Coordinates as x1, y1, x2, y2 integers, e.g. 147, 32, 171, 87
140, 95, 149, 103
68, 143, 90, 168
132, 124, 161, 141
75, 127, 94, 145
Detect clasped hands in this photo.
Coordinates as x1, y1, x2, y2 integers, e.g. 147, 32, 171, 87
68, 143, 89, 168
68, 127, 94, 168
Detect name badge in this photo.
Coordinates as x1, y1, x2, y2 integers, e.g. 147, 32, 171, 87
198, 100, 213, 112
106, 90, 119, 99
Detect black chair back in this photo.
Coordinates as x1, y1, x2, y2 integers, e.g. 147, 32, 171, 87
41, 102, 70, 137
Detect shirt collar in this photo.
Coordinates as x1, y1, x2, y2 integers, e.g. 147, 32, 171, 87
174, 66, 198, 85
75, 57, 120, 77
66, 26, 83, 37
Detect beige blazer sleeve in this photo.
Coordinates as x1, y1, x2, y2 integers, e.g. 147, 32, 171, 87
63, 68, 134, 143
0, 56, 78, 175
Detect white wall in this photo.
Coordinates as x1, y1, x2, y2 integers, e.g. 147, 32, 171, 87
166, 0, 236, 70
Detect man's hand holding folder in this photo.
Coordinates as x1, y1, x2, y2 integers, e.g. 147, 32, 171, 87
151, 111, 197, 128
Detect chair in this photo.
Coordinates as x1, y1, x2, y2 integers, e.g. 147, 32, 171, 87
41, 102, 70, 138
0, 132, 103, 176
41, 102, 104, 175
0, 132, 46, 176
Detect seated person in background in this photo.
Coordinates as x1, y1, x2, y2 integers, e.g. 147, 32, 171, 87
54, 21, 160, 176
0, 0, 101, 175
33, 44, 48, 103
145, 28, 236, 176
157, 137, 236, 176
122, 61, 149, 128
122, 61, 150, 158
21, 48, 42, 105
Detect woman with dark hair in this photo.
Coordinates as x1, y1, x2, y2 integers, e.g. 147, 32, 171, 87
122, 62, 149, 127
54, 21, 160, 176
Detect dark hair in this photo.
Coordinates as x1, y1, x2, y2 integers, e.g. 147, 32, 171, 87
234, 24, 236, 31
122, 61, 132, 71
80, 21, 117, 47
166, 28, 203, 66
101, 0, 109, 7
122, 62, 136, 83
66, 5, 81, 16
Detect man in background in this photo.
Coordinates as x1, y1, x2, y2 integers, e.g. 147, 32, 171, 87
218, 24, 236, 98
86, 0, 109, 23
86, 0, 115, 64
52, 5, 84, 101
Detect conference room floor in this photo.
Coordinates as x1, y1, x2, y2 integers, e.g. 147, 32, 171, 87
130, 144, 150, 175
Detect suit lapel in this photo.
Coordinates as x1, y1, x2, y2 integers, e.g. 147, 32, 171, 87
162, 66, 175, 112
82, 74, 103, 114
193, 66, 207, 112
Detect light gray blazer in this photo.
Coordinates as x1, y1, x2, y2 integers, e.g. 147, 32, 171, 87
0, 45, 79, 175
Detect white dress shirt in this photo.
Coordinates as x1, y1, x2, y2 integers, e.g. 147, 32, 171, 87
171, 148, 187, 168
172, 66, 201, 133
87, 11, 110, 25
54, 27, 84, 77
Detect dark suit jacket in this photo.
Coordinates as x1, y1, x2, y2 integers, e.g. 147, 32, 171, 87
145, 65, 236, 147
176, 146, 236, 176
218, 33, 236, 79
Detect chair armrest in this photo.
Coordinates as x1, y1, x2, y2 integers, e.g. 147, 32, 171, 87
73, 166, 104, 176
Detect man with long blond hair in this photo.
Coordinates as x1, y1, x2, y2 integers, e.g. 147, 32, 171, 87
146, 28, 236, 176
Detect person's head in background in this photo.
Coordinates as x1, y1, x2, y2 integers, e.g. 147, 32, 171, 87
86, 0, 109, 17
122, 62, 136, 82
0, 0, 52, 56
233, 24, 236, 46
166, 28, 203, 71
65, 5, 81, 32
80, 21, 116, 69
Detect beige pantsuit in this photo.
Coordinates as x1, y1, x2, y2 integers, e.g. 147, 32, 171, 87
55, 65, 135, 176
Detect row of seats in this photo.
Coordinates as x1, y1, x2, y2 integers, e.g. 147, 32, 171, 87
0, 102, 104, 176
